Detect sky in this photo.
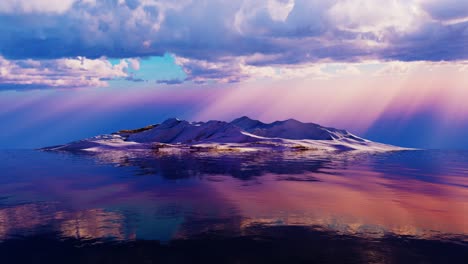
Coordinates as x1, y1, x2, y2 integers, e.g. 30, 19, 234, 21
0, 0, 467, 149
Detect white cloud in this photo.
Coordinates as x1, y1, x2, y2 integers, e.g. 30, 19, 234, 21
0, 56, 132, 89
267, 0, 295, 22
175, 55, 330, 83
0, 0, 77, 14
372, 60, 468, 77
327, 0, 425, 35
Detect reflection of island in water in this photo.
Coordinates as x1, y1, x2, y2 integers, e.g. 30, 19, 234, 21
87, 149, 358, 179
0, 149, 467, 262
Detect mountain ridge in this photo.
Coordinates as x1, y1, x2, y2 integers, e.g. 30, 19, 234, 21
43, 116, 408, 153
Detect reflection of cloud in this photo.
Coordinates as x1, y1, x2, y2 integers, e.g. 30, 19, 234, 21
206, 169, 468, 239
0, 204, 49, 239
0, 204, 128, 240
1, 149, 466, 244
79, 149, 468, 240
59, 209, 127, 240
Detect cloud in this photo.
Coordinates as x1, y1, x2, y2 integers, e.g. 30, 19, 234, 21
174, 55, 367, 83
0, 0, 466, 85
0, 56, 134, 90
328, 0, 423, 34
0, 0, 77, 14
421, 0, 468, 21
127, 58, 140, 71
0, 0, 165, 59
375, 61, 415, 76
156, 78, 184, 85
382, 21, 468, 61
174, 56, 248, 83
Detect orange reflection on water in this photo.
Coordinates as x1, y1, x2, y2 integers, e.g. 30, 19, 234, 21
0, 204, 128, 241
58, 209, 128, 240
0, 204, 51, 239
207, 168, 468, 239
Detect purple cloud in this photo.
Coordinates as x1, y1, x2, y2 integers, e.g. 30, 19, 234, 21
422, 0, 468, 21
0, 0, 466, 85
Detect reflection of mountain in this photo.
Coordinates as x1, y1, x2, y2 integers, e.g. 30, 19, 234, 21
87, 150, 344, 179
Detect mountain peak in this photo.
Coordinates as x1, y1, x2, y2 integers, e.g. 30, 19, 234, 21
162, 117, 180, 123
281, 118, 302, 124
230, 116, 264, 130
160, 118, 184, 127
231, 116, 256, 122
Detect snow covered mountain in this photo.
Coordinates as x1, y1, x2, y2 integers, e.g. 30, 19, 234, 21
124, 116, 365, 143
126, 118, 256, 144
231, 116, 363, 141
44, 117, 407, 152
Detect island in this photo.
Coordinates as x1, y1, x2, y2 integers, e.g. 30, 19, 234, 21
43, 116, 408, 153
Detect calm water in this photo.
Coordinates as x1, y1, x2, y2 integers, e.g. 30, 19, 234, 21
0, 149, 467, 263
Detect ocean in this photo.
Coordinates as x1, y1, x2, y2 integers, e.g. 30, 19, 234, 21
0, 149, 467, 263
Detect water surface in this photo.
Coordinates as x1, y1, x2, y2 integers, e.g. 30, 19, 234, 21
0, 149, 467, 263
